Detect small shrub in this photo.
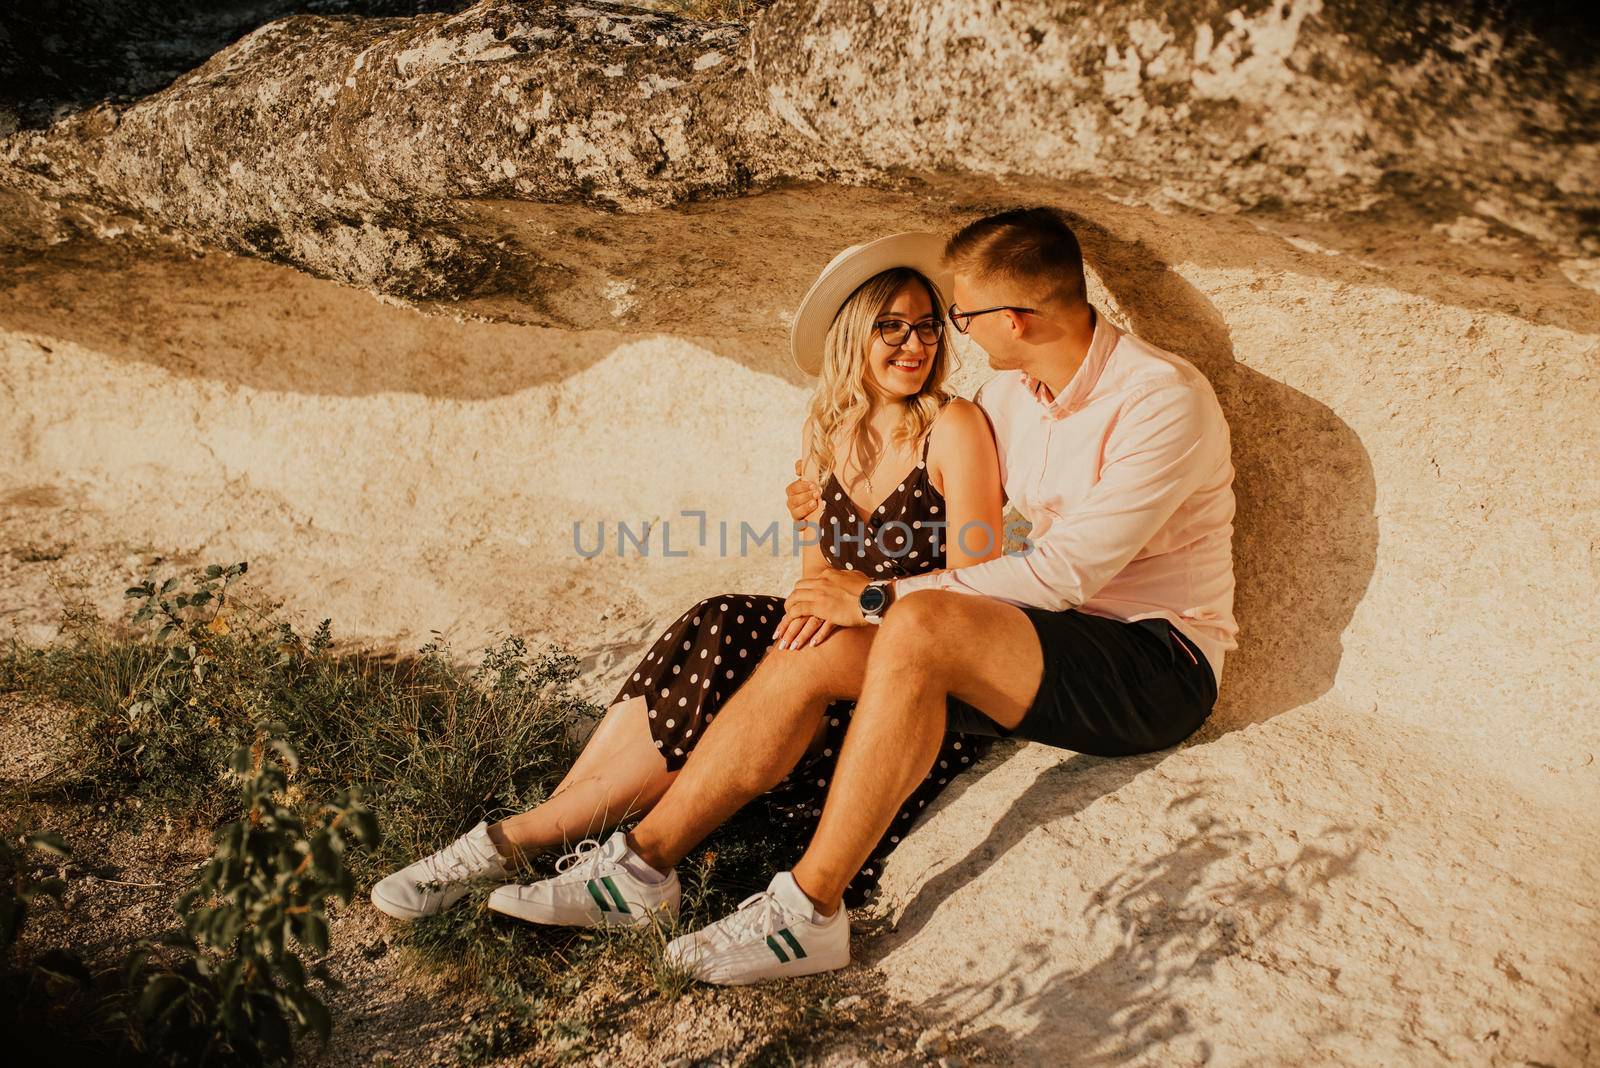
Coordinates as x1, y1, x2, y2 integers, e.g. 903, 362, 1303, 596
1, 825, 92, 990
1, 828, 72, 957
126, 727, 379, 1067
5, 561, 592, 856
2, 562, 255, 809
1, 827, 100, 1064
2, 560, 808, 1062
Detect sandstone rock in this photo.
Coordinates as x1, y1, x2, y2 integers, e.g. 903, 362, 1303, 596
914, 1026, 949, 1055
0, 3, 1596, 1065
750, 0, 1599, 255
1, 1, 821, 296
3, 0, 1595, 298
3, 153, 1597, 1068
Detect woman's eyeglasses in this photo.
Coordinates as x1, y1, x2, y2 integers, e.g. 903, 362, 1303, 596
948, 303, 1037, 334
875, 317, 946, 348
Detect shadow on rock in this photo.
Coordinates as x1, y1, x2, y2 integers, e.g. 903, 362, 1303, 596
850, 211, 1377, 999
1074, 211, 1379, 730
921, 789, 1370, 1064
873, 750, 1166, 950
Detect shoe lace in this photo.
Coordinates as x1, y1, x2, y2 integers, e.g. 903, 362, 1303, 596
552, 838, 607, 883
718, 888, 793, 944
419, 835, 488, 887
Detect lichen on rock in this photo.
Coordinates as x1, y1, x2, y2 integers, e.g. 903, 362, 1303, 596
3, 0, 1595, 299
750, 0, 1599, 254
1, 1, 816, 295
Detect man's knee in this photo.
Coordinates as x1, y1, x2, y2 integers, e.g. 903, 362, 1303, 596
860, 591, 955, 693
878, 589, 951, 648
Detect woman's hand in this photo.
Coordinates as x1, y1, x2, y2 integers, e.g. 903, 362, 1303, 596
770, 612, 837, 650
787, 458, 821, 522
784, 568, 872, 628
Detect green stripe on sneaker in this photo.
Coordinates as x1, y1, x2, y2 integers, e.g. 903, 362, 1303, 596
765, 935, 790, 963
586, 879, 611, 912
777, 928, 807, 959
600, 876, 632, 915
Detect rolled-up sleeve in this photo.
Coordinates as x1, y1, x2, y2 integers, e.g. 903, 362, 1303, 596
895, 382, 1214, 610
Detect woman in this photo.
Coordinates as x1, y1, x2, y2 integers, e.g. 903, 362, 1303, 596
371, 233, 1005, 922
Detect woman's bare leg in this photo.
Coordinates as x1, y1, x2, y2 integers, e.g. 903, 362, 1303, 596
485, 695, 676, 864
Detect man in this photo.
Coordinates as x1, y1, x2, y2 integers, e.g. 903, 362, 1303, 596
472, 207, 1237, 985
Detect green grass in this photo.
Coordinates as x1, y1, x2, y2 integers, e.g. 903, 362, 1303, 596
0, 561, 807, 1064
1, 570, 588, 852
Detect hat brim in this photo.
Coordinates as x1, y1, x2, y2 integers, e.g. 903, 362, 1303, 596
789, 232, 953, 377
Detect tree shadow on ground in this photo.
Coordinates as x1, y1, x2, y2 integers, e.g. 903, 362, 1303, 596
917, 786, 1371, 1064
862, 748, 1160, 951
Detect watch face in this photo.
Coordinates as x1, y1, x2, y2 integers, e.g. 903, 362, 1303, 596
860, 584, 886, 614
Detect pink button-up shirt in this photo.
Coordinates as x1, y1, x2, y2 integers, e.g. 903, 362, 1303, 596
894, 307, 1239, 690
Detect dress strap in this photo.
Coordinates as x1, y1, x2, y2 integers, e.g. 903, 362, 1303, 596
921, 402, 949, 461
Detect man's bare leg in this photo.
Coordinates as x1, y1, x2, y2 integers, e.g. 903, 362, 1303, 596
626, 625, 878, 871
790, 591, 1045, 914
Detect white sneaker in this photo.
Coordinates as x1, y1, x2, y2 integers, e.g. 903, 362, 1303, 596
370, 821, 511, 920
665, 871, 849, 985
486, 831, 679, 928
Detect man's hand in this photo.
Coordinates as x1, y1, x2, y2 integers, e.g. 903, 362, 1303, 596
784, 568, 873, 628
787, 458, 820, 522
770, 612, 837, 651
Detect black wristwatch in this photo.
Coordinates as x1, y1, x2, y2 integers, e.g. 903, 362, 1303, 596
859, 579, 896, 625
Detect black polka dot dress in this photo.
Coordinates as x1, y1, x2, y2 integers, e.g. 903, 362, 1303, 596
608, 410, 996, 907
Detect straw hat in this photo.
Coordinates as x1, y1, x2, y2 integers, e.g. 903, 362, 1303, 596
789, 232, 952, 376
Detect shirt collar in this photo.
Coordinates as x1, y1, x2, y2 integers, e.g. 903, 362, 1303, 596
1019, 304, 1120, 418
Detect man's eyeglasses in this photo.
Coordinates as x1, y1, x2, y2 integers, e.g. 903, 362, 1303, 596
875, 317, 945, 348
948, 303, 1037, 334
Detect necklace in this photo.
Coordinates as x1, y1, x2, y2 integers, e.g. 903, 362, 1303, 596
860, 453, 886, 493
842, 417, 906, 493
852, 440, 896, 493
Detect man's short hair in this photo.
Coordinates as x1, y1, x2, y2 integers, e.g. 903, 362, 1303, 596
944, 207, 1087, 312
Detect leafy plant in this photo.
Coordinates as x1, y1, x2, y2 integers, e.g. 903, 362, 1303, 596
2, 562, 257, 809
6, 558, 596, 861
1, 559, 821, 1062
127, 727, 379, 1066
1, 826, 91, 990
100, 563, 253, 797
0, 824, 99, 1068
1, 828, 71, 956
126, 562, 248, 647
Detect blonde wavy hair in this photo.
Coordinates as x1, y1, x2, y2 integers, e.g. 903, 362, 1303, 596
802, 267, 955, 488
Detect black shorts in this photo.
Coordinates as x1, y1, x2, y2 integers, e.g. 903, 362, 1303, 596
946, 609, 1217, 757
